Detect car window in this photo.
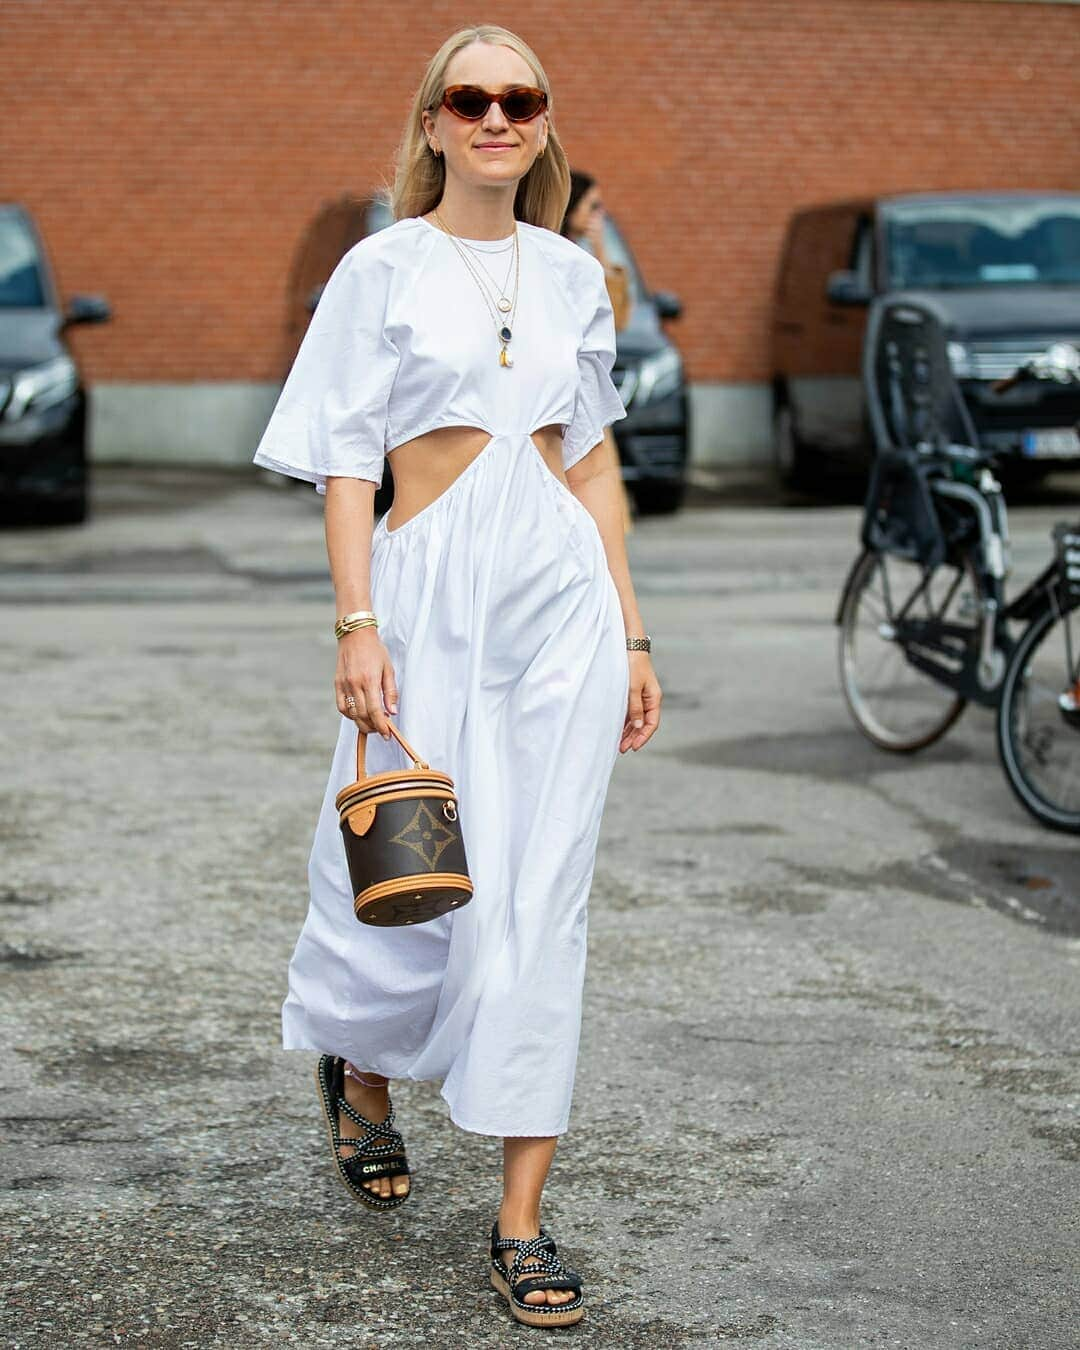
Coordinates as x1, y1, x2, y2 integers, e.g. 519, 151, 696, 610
884, 198, 1080, 288
0, 213, 46, 308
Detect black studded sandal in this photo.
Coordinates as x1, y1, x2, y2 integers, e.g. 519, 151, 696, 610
489, 1219, 585, 1328
314, 1054, 411, 1211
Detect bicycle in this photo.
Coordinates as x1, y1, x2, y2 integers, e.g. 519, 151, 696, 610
835, 294, 1080, 832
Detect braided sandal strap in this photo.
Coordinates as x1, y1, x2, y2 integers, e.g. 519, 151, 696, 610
507, 1236, 563, 1284
492, 1229, 554, 1266
334, 1091, 406, 1157
494, 1231, 582, 1304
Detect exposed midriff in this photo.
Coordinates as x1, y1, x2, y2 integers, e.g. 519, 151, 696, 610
383, 423, 566, 534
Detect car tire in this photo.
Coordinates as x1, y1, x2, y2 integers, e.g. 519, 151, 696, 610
773, 398, 818, 491
630, 478, 686, 516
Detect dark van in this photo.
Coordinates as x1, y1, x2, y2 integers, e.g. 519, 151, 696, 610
770, 191, 1080, 486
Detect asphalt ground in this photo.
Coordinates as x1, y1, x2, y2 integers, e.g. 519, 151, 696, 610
1, 465, 1078, 1349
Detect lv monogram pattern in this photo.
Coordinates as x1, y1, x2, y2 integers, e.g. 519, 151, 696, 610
388, 801, 457, 871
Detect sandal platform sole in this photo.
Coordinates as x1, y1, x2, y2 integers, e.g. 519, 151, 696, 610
313, 1057, 410, 1212
490, 1266, 585, 1328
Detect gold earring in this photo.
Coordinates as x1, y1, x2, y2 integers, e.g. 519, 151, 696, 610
537, 144, 545, 158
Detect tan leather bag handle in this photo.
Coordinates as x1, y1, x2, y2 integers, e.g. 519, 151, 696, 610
354, 718, 429, 780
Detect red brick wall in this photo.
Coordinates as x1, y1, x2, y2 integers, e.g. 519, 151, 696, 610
5, 0, 1079, 387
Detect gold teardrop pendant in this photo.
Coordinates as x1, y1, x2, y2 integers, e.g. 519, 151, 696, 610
499, 346, 513, 368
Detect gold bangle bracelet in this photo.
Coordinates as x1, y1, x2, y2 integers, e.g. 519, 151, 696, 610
335, 616, 379, 639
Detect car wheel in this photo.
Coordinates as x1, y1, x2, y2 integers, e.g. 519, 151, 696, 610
630, 478, 686, 516
773, 399, 817, 490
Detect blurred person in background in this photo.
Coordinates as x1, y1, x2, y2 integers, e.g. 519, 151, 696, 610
562, 171, 633, 533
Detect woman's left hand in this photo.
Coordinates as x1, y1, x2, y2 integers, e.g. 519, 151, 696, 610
620, 652, 661, 753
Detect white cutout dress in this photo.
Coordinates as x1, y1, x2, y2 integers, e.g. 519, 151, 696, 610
252, 215, 629, 1136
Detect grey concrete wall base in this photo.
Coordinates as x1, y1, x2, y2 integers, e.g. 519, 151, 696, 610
688, 381, 772, 468
89, 382, 282, 465
88, 379, 776, 472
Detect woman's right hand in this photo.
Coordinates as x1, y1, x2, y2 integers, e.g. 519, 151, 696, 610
335, 629, 398, 739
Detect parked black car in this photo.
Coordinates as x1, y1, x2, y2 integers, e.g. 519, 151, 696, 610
300, 194, 689, 515
771, 191, 1080, 487
0, 203, 110, 524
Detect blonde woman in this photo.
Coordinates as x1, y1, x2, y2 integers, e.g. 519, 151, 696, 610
253, 23, 661, 1330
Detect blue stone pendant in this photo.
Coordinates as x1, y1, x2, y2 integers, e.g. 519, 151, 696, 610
499, 325, 512, 342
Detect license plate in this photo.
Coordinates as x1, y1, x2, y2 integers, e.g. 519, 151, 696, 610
1022, 427, 1080, 458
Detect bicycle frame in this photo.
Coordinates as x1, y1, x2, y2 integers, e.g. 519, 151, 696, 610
836, 458, 1010, 703
930, 472, 1008, 693
1004, 525, 1080, 695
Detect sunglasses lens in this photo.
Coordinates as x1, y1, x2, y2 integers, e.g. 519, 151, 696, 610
503, 90, 544, 121
447, 89, 490, 118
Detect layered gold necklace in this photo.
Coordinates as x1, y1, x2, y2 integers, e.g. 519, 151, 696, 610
432, 209, 520, 368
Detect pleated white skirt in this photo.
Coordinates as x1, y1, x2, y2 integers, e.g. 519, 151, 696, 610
281, 434, 629, 1136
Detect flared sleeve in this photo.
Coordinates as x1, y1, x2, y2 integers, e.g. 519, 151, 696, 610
561, 256, 628, 472
252, 244, 399, 495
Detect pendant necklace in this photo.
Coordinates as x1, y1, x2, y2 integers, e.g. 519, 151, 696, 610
432, 209, 520, 368
463, 240, 516, 314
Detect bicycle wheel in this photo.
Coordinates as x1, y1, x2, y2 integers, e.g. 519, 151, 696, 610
838, 548, 977, 751
997, 602, 1080, 832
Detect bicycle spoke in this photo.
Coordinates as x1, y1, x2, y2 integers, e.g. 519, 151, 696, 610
856, 591, 889, 625
840, 551, 974, 750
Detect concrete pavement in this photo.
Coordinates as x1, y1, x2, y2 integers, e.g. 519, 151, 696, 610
1, 467, 1078, 1348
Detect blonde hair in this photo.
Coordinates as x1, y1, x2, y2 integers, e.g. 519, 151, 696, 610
388, 25, 570, 232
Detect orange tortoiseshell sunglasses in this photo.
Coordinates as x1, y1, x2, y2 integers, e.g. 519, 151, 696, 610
440, 85, 548, 122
